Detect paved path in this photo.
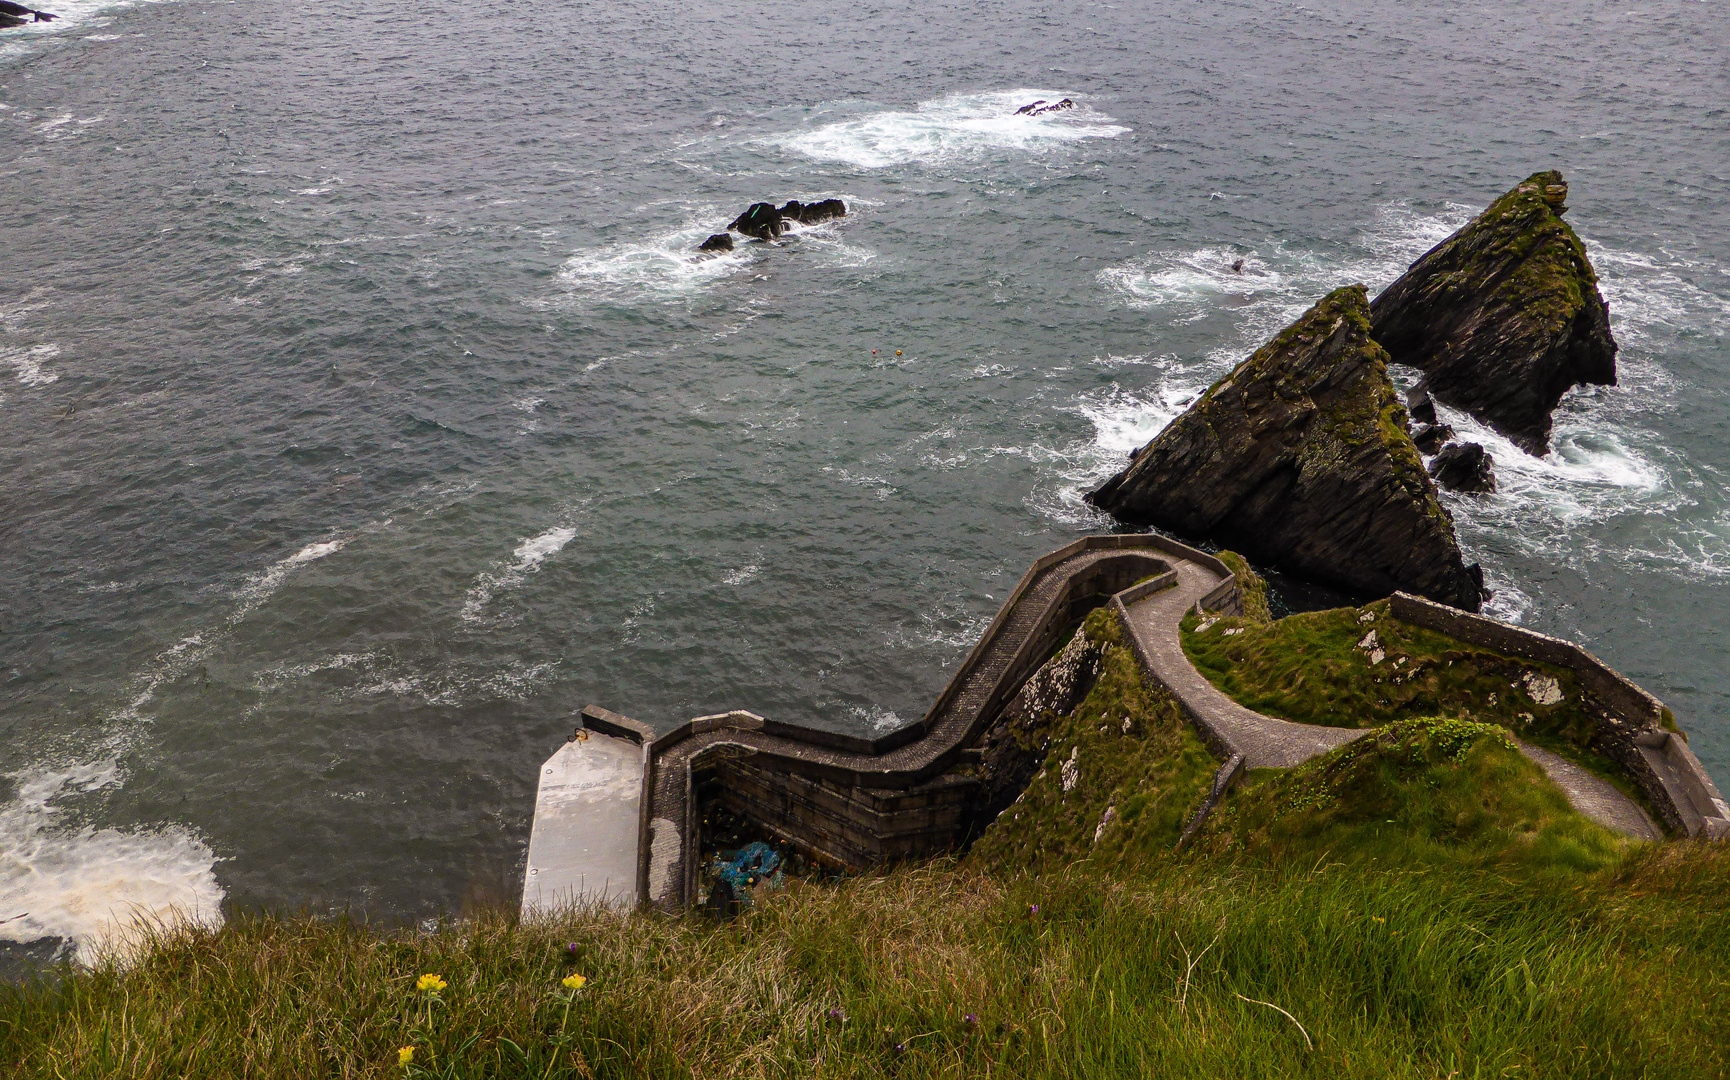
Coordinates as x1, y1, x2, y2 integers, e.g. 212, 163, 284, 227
1120, 559, 1663, 840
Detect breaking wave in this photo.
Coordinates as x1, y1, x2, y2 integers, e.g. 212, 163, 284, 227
766, 89, 1129, 169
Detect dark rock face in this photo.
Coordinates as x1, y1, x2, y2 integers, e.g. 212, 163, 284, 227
1014, 98, 1074, 116
1428, 442, 1497, 494
0, 0, 55, 20
1411, 422, 1453, 454
1370, 171, 1616, 455
794, 197, 846, 224
728, 202, 785, 240
1087, 285, 1484, 611
1406, 384, 1437, 426
727, 198, 846, 240
697, 233, 734, 253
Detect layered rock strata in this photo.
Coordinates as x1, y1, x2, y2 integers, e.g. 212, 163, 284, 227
1087, 285, 1484, 610
1370, 171, 1616, 455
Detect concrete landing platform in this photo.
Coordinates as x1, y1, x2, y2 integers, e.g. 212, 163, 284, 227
521, 732, 646, 916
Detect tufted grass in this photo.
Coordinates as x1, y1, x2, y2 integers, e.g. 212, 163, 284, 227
5, 599, 1724, 1077
3, 844, 1728, 1079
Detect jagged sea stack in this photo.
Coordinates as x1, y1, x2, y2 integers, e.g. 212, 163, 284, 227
1370, 171, 1616, 455
1087, 285, 1484, 610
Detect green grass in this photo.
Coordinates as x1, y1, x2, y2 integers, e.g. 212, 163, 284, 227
6, 607, 1727, 1078
4, 848, 1728, 1079
1202, 716, 1629, 874
1177, 594, 1658, 811
968, 607, 1219, 874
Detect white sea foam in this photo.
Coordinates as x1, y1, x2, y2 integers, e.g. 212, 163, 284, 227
721, 564, 761, 585
0, 342, 61, 385
545, 208, 872, 307
460, 525, 578, 623
850, 704, 906, 733
551, 221, 751, 304
767, 90, 1128, 169
0, 762, 223, 966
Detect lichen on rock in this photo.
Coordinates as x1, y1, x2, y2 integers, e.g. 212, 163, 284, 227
1370, 170, 1616, 455
1087, 285, 1484, 611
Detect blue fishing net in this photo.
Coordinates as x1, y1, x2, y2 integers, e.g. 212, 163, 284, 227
713, 841, 783, 894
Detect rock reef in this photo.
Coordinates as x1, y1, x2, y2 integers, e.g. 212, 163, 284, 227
1370, 171, 1617, 455
0, 1, 57, 26
721, 198, 846, 244
1087, 285, 1484, 610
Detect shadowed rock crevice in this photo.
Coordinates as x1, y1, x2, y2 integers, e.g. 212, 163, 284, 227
1087, 285, 1484, 611
1370, 170, 1617, 455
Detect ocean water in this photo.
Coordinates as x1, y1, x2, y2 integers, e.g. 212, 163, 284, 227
2, 0, 1727, 962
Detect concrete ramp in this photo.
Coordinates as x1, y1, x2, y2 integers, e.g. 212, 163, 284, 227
521, 732, 646, 916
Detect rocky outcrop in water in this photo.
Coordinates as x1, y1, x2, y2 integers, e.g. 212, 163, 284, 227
717, 198, 847, 246
1411, 423, 1452, 454
1087, 285, 1484, 610
697, 233, 734, 253
0, 0, 57, 25
778, 198, 846, 225
729, 202, 785, 241
1370, 171, 1617, 456
1428, 442, 1497, 494
1015, 98, 1074, 116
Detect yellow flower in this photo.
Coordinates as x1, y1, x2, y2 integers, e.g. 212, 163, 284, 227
397, 1046, 415, 1066
1372, 916, 1386, 924
416, 973, 448, 993
562, 974, 588, 992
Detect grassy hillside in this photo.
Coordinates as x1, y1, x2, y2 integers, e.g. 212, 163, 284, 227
1178, 590, 1662, 807
5, 604, 1728, 1078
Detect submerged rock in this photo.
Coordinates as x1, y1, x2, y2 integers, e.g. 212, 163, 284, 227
727, 198, 846, 240
789, 197, 846, 224
1428, 442, 1497, 494
697, 233, 734, 253
1087, 285, 1484, 610
1370, 171, 1616, 455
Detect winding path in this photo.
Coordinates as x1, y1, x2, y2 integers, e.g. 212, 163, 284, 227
1116, 556, 1663, 841
530, 534, 1676, 916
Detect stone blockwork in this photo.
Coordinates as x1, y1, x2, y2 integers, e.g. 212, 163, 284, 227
607, 535, 1209, 911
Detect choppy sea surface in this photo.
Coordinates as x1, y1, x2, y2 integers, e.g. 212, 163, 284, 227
3, 0, 1727, 962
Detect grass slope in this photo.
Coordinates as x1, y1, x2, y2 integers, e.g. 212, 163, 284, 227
1179, 590, 1655, 806
5, 849, 1727, 1078
6, 603, 1727, 1078
1202, 716, 1627, 873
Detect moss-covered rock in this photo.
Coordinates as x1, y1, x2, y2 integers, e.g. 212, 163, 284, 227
1370, 171, 1617, 455
1087, 285, 1484, 610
